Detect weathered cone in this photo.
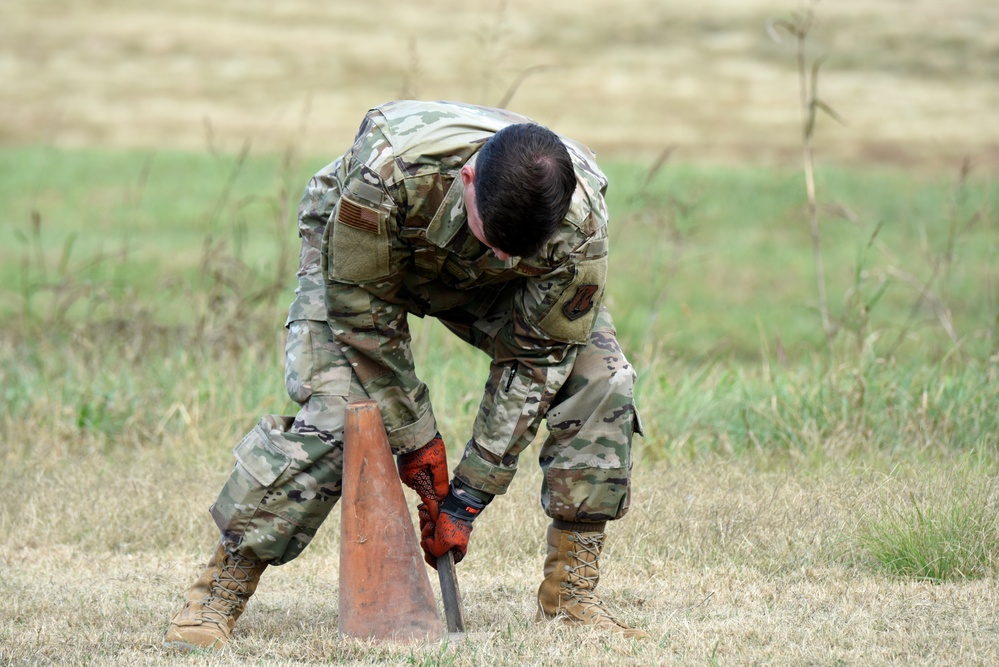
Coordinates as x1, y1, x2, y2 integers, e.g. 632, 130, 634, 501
339, 399, 445, 642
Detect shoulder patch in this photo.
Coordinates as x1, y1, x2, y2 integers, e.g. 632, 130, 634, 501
562, 284, 599, 321
535, 256, 607, 344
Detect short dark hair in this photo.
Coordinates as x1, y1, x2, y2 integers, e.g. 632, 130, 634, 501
474, 123, 576, 258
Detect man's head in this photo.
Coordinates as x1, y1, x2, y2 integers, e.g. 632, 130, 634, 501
461, 123, 576, 260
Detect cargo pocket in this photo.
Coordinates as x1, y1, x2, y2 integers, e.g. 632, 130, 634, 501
285, 320, 351, 404
284, 321, 316, 405
632, 404, 645, 438
233, 419, 293, 486
210, 417, 294, 540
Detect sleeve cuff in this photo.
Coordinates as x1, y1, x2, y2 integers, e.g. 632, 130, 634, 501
452, 440, 518, 496
383, 405, 438, 455
285, 271, 327, 325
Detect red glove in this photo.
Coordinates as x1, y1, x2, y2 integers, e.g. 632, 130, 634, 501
420, 481, 491, 568
397, 434, 450, 527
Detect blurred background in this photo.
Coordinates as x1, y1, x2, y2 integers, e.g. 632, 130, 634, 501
4, 0, 998, 168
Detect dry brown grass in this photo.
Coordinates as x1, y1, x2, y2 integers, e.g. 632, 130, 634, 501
3, 450, 998, 665
4, 0, 999, 168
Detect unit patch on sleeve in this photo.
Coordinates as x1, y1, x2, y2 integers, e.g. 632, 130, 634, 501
534, 255, 607, 344
562, 284, 599, 321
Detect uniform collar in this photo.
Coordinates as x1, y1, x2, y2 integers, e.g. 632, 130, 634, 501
425, 175, 467, 248
426, 153, 479, 250
424, 154, 519, 267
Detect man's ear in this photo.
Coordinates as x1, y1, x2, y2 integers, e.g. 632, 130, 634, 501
460, 164, 475, 186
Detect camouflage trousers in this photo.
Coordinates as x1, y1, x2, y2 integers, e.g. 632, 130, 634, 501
211, 309, 640, 566
210, 320, 365, 565
536, 307, 640, 524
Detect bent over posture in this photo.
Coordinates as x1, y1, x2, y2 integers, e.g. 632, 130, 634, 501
164, 100, 648, 650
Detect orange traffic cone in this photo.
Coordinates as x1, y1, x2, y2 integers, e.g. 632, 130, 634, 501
338, 399, 445, 643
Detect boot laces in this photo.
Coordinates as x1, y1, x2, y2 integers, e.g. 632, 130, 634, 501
198, 596, 238, 627
199, 550, 258, 625
564, 533, 621, 625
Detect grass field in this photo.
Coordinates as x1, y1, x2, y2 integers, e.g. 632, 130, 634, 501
2, 1, 999, 665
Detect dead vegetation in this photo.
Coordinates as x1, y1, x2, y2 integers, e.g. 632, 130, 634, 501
3, 0, 999, 168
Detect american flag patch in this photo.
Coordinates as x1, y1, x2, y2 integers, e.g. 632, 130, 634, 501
337, 199, 381, 234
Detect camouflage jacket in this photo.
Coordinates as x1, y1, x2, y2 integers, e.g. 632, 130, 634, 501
291, 100, 610, 495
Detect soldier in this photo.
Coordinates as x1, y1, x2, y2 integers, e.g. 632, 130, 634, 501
164, 99, 648, 650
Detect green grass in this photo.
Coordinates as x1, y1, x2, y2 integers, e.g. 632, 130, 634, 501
4, 146, 996, 361
0, 146, 314, 322
636, 358, 999, 463
2, 146, 997, 470
855, 474, 999, 581
610, 160, 999, 363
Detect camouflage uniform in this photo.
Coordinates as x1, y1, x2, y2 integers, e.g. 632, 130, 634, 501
212, 100, 641, 566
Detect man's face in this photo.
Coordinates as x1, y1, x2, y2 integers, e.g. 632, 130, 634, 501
461, 164, 513, 261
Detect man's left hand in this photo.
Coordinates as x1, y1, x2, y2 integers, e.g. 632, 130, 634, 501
419, 481, 492, 568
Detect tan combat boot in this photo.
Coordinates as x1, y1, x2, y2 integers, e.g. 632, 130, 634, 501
163, 542, 268, 651
537, 523, 650, 640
